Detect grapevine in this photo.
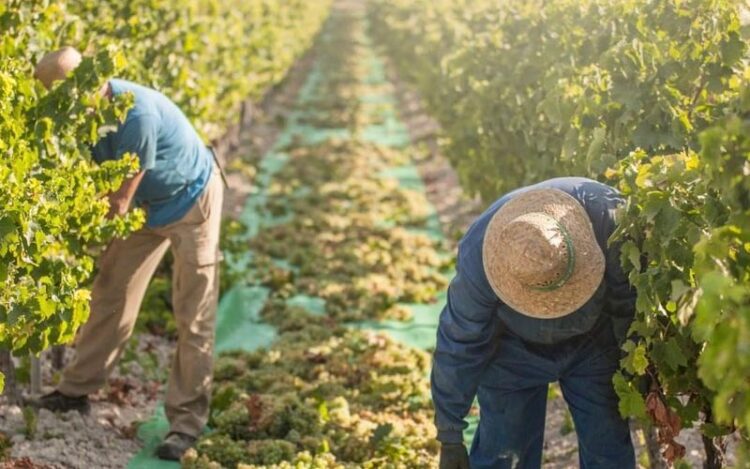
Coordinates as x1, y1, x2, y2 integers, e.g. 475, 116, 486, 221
369, 0, 750, 464
0, 0, 331, 388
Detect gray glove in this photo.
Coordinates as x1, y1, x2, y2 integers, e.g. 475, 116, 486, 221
439, 443, 470, 469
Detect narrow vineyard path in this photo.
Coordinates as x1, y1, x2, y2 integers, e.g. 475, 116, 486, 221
128, 2, 463, 467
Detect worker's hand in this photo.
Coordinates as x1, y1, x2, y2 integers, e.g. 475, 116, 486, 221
106, 197, 129, 220
439, 443, 470, 469
106, 170, 146, 220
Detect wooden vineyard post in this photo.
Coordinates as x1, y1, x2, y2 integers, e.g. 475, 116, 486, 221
51, 346, 66, 370
30, 356, 41, 396
645, 426, 668, 469
0, 350, 20, 405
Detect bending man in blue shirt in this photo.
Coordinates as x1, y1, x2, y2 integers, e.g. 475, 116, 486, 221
33, 47, 223, 461
434, 177, 636, 469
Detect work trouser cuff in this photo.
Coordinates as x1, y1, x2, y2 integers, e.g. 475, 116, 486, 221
57, 380, 96, 398
169, 423, 205, 439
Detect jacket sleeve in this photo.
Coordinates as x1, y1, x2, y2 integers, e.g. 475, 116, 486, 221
431, 254, 500, 444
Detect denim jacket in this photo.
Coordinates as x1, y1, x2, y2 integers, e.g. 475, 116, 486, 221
431, 177, 636, 444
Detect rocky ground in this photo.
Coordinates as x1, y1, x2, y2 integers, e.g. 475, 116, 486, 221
0, 333, 170, 468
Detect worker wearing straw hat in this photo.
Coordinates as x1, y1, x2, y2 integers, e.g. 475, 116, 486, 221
32, 47, 223, 461
434, 177, 636, 469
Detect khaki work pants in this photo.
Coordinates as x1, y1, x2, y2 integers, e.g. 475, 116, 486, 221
58, 171, 224, 437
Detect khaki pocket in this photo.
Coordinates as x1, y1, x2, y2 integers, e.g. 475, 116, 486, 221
185, 189, 211, 225
167, 175, 223, 266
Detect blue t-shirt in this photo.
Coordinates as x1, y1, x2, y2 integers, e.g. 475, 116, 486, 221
91, 79, 212, 227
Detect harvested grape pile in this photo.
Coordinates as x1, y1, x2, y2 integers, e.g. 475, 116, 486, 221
185, 330, 437, 468
182, 4, 447, 468
247, 140, 449, 323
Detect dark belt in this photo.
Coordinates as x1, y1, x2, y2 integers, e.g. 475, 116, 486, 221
207, 145, 230, 189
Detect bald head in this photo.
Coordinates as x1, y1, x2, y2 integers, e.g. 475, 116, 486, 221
34, 47, 82, 89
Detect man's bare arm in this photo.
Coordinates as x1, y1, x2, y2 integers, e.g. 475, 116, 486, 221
107, 171, 146, 219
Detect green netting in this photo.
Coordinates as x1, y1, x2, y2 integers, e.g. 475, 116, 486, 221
356, 23, 480, 444
214, 286, 277, 354
128, 406, 176, 469
128, 13, 475, 468
351, 293, 445, 351
287, 295, 327, 316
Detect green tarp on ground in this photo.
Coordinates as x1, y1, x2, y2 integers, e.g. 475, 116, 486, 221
127, 11, 475, 468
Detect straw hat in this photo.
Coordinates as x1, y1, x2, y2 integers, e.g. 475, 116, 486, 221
482, 188, 605, 319
34, 47, 82, 89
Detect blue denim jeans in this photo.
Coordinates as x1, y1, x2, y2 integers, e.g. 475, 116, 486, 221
469, 319, 635, 469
